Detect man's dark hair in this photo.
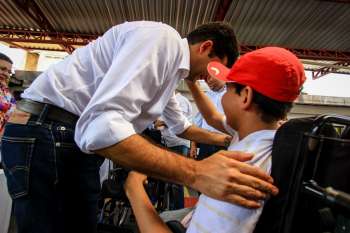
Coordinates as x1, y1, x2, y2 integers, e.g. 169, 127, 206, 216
233, 83, 293, 123
0, 52, 13, 64
187, 22, 239, 67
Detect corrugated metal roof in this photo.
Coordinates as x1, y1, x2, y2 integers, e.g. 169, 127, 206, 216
225, 0, 350, 51
0, 0, 39, 29
0, 0, 349, 52
34, 0, 220, 35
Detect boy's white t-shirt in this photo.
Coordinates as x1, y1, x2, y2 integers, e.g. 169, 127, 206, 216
186, 119, 276, 233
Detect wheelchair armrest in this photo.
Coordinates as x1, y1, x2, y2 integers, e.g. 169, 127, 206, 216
166, 220, 186, 233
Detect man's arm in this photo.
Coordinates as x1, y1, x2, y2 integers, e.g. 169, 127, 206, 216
124, 172, 172, 233
186, 79, 228, 133
163, 93, 229, 147
178, 124, 231, 147
96, 134, 278, 208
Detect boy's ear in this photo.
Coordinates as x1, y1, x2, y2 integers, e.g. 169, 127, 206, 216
199, 40, 213, 54
241, 86, 254, 110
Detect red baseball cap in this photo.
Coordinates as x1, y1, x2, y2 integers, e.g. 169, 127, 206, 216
207, 47, 306, 102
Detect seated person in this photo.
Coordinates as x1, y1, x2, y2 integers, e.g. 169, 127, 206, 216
123, 47, 306, 233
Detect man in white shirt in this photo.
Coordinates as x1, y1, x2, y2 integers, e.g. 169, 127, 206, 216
194, 75, 227, 159
1, 21, 278, 233
124, 47, 306, 233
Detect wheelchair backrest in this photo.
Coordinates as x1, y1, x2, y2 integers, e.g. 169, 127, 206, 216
254, 115, 350, 233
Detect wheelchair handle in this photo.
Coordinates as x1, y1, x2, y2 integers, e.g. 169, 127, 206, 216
325, 187, 350, 210
311, 114, 350, 136
303, 180, 350, 211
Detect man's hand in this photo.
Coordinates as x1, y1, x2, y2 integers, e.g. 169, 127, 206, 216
191, 150, 279, 209
154, 120, 167, 130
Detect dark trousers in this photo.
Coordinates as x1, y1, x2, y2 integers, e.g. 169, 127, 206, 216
1, 113, 104, 233
167, 145, 189, 210
197, 143, 224, 160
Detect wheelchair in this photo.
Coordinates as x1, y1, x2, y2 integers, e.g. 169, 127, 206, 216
98, 114, 350, 233
97, 163, 187, 233
97, 127, 188, 233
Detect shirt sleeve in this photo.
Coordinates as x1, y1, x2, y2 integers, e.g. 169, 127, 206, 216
177, 94, 193, 121
75, 27, 182, 153
162, 93, 191, 136
193, 111, 203, 128
187, 157, 271, 233
182, 96, 193, 121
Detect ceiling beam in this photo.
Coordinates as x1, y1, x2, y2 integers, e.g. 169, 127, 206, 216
12, 0, 80, 52
318, 0, 350, 3
311, 61, 350, 79
15, 47, 66, 53
1, 29, 350, 62
4, 41, 32, 52
59, 44, 75, 54
214, 0, 233, 21
302, 60, 350, 70
240, 45, 350, 62
305, 68, 350, 76
0, 29, 98, 46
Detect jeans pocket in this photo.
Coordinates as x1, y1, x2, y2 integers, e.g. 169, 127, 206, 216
1, 136, 36, 199
54, 125, 77, 148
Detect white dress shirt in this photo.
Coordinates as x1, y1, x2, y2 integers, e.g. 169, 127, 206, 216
161, 92, 192, 148
193, 87, 226, 133
186, 124, 276, 233
22, 21, 191, 153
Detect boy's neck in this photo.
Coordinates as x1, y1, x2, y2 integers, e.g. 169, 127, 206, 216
236, 117, 278, 140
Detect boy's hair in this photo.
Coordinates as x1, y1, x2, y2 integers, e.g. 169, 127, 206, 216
233, 83, 293, 123
0, 53, 13, 64
187, 22, 239, 67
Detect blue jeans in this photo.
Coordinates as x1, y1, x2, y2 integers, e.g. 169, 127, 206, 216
1, 113, 104, 233
169, 145, 189, 157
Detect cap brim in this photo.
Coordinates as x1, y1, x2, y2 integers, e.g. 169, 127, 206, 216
207, 61, 231, 82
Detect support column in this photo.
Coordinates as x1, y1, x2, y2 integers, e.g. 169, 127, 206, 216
24, 52, 39, 71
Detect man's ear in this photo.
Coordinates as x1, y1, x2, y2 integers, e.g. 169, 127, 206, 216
199, 40, 213, 54
241, 86, 254, 110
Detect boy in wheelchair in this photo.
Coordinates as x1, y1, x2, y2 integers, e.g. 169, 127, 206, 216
123, 47, 306, 233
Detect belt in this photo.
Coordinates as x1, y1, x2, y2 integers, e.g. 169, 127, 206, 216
17, 99, 79, 125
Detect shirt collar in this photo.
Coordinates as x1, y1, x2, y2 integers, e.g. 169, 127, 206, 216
231, 130, 277, 148
178, 38, 190, 78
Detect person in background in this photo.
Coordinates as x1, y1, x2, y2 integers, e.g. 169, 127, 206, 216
0, 53, 16, 137
0, 53, 16, 165
161, 91, 193, 156
158, 91, 193, 210
194, 74, 227, 159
